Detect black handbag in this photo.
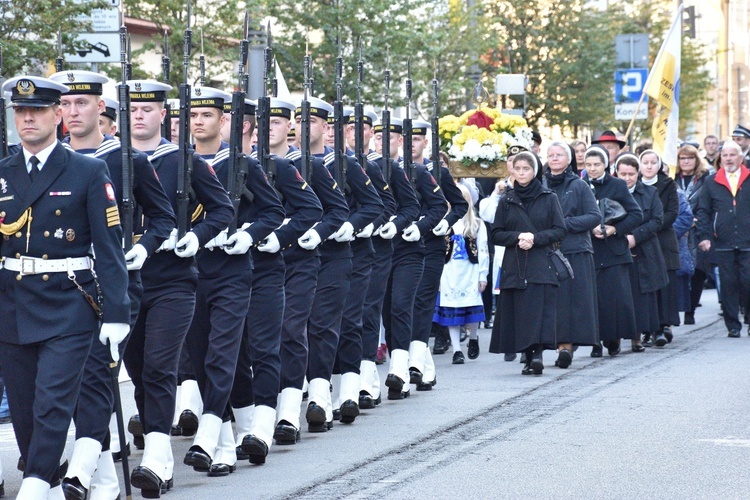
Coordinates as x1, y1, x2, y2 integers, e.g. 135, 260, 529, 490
510, 201, 573, 281
598, 198, 627, 224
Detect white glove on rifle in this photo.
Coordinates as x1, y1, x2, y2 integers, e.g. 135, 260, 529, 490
175, 232, 199, 258
356, 223, 375, 238
379, 221, 397, 240
331, 221, 355, 242
432, 219, 451, 236
258, 232, 281, 253
298, 229, 322, 250
402, 224, 421, 242
224, 231, 253, 255
156, 228, 178, 252
99, 323, 130, 363
124, 244, 148, 271
204, 228, 228, 250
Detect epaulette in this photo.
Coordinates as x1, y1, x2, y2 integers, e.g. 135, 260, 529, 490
206, 148, 230, 166
148, 143, 179, 162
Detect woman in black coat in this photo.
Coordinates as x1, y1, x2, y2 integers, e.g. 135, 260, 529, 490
675, 144, 711, 324
640, 150, 681, 342
615, 154, 669, 350
585, 146, 643, 356
489, 152, 566, 375
543, 142, 600, 368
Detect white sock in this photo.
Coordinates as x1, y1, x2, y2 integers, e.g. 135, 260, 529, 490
449, 326, 461, 353
469, 322, 479, 340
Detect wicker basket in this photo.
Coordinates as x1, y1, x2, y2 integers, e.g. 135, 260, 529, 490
448, 160, 508, 179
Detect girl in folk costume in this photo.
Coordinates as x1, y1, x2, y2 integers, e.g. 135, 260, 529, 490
433, 184, 490, 364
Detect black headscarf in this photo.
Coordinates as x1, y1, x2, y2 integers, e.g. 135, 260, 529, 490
514, 177, 543, 203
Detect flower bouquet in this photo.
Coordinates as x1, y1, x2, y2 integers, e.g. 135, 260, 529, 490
439, 107, 532, 178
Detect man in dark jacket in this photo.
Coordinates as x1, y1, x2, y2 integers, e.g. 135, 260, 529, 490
697, 140, 750, 337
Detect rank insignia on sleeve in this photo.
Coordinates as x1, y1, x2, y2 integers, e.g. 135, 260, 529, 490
105, 183, 116, 201
0, 178, 7, 193
106, 205, 120, 227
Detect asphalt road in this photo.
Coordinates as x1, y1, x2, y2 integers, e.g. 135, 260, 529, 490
2, 288, 749, 499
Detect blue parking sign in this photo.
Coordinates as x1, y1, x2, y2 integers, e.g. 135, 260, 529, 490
614, 69, 648, 103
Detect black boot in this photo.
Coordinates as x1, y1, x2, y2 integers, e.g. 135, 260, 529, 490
684, 311, 695, 325
432, 325, 450, 354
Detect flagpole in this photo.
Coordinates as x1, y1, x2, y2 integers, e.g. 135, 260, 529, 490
624, 5, 684, 144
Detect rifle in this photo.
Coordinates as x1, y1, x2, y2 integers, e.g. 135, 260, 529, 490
199, 28, 205, 87
431, 63, 441, 185
403, 58, 415, 187
333, 32, 346, 190
300, 40, 312, 184
55, 28, 64, 72
162, 30, 171, 141
126, 34, 133, 81
272, 55, 278, 98
176, 0, 194, 239
354, 37, 367, 176
226, 13, 250, 235
381, 47, 392, 183
256, 21, 273, 181
118, 25, 134, 255
0, 44, 7, 159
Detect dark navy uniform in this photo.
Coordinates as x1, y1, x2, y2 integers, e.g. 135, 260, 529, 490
231, 146, 321, 460
410, 159, 468, 385
360, 152, 420, 404
383, 162, 447, 399
0, 142, 130, 486
275, 146, 347, 443
66, 135, 175, 453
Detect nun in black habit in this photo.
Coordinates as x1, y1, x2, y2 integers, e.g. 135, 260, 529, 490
585, 146, 643, 356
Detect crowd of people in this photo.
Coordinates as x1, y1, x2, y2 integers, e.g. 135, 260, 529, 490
0, 68, 744, 500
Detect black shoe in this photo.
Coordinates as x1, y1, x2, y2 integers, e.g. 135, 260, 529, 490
128, 414, 145, 449
684, 312, 695, 325
61, 477, 87, 500
170, 424, 182, 436
184, 446, 212, 472
409, 368, 423, 385
416, 378, 436, 391
432, 334, 448, 354
590, 344, 603, 358
607, 341, 621, 356
131, 466, 163, 499
178, 410, 199, 437
306, 402, 329, 432
642, 333, 653, 347
631, 344, 646, 353
521, 361, 533, 375
452, 351, 465, 364
17, 456, 25, 471
273, 420, 301, 445
236, 444, 249, 461
484, 319, 493, 329
728, 329, 741, 338
241, 435, 269, 465
112, 442, 130, 462
359, 391, 378, 410
556, 349, 572, 369
208, 462, 237, 477
339, 400, 360, 424
530, 354, 544, 374
504, 353, 517, 362
385, 374, 408, 400
663, 326, 673, 343
332, 409, 341, 421
467, 339, 480, 359
653, 332, 668, 347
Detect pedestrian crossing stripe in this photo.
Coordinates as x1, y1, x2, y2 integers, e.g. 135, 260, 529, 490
106, 206, 120, 227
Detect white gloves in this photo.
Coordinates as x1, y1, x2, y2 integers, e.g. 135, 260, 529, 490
298, 229, 322, 250
432, 219, 450, 236
204, 229, 228, 250
356, 223, 374, 238
258, 232, 281, 253
379, 222, 397, 240
99, 323, 130, 363
332, 221, 355, 242
175, 232, 199, 258
157, 228, 178, 252
224, 231, 253, 255
402, 224, 422, 242
124, 244, 148, 271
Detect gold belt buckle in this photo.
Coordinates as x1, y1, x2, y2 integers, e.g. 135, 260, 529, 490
20, 256, 36, 276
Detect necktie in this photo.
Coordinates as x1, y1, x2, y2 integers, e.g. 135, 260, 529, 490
28, 156, 40, 183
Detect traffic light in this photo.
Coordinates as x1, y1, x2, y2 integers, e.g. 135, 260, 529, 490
684, 6, 696, 39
